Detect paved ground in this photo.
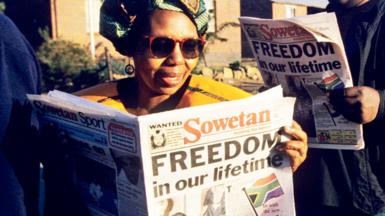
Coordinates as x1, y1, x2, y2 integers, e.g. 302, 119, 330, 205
223, 79, 264, 94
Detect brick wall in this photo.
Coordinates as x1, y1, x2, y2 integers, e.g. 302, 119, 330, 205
51, 0, 125, 59
272, 3, 307, 19
204, 0, 242, 66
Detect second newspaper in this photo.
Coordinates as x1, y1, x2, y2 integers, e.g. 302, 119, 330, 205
240, 13, 364, 149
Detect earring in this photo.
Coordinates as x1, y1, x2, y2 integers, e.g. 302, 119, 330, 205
125, 58, 135, 75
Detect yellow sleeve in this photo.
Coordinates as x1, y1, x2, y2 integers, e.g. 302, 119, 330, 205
74, 82, 127, 112
177, 75, 252, 108
75, 76, 252, 112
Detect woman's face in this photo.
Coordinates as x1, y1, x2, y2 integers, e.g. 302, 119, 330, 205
134, 10, 200, 96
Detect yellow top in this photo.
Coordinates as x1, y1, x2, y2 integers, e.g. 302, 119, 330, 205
75, 75, 251, 112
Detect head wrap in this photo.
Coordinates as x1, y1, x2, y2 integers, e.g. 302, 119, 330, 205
100, 0, 208, 53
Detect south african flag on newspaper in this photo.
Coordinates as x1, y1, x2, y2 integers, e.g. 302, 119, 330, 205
317, 72, 345, 91
244, 173, 284, 209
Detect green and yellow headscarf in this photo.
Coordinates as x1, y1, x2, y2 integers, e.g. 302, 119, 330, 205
100, 0, 209, 54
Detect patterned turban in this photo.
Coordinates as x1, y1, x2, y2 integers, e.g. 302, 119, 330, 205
100, 0, 209, 54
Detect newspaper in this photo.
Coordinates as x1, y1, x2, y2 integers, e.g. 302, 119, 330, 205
28, 85, 297, 216
239, 12, 364, 150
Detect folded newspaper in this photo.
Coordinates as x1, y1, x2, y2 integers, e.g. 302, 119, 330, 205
28, 86, 297, 216
239, 12, 364, 150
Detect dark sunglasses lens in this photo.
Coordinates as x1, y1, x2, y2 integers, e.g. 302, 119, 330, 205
182, 39, 202, 59
151, 37, 175, 58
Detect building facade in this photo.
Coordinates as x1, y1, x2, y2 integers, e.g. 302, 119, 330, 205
50, 0, 123, 59
271, 0, 325, 19
5, 0, 326, 65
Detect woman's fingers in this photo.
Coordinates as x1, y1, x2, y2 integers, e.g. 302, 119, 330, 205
280, 140, 307, 156
276, 121, 308, 172
276, 140, 307, 172
282, 121, 307, 143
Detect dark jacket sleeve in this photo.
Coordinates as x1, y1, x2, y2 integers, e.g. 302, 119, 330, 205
0, 152, 27, 216
0, 14, 41, 216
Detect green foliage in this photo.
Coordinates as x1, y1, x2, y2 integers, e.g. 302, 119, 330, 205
0, 2, 5, 12
107, 58, 127, 75
38, 26, 51, 42
37, 39, 108, 92
37, 38, 131, 92
72, 61, 109, 90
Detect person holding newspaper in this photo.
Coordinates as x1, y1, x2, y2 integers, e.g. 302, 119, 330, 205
21, 1, 306, 216
42, 1, 308, 215
294, 0, 385, 216
75, 0, 307, 172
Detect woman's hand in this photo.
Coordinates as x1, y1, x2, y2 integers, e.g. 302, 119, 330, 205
275, 121, 308, 172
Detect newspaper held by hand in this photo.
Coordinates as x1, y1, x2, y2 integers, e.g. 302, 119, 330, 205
239, 12, 364, 150
28, 85, 297, 216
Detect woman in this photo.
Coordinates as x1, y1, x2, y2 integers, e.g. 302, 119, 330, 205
43, 1, 307, 215
76, 0, 307, 172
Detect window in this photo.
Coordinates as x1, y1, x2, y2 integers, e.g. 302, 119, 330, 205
205, 0, 216, 33
285, 5, 296, 18
85, 0, 102, 33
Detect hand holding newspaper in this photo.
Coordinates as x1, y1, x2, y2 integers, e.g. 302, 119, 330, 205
29, 86, 297, 216
239, 12, 364, 150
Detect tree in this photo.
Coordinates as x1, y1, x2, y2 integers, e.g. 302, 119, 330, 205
0, 2, 5, 12
37, 39, 100, 92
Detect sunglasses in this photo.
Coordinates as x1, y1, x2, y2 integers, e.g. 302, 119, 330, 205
144, 36, 205, 59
